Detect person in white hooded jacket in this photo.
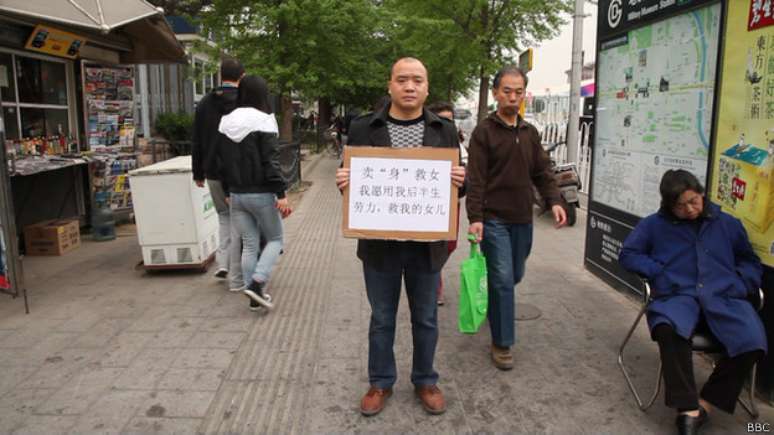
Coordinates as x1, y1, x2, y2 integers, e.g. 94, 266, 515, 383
216, 75, 291, 312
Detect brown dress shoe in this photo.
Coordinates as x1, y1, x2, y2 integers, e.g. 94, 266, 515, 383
360, 386, 392, 416
491, 344, 514, 370
415, 385, 447, 415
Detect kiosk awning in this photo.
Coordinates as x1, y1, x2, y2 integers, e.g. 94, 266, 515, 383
0, 0, 187, 63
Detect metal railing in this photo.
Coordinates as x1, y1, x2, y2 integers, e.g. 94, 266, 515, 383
578, 118, 594, 195
542, 122, 567, 146
142, 139, 191, 164
540, 119, 593, 195
278, 140, 301, 189
142, 138, 300, 189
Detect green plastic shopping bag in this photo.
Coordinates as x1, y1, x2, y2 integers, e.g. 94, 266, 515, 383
459, 235, 488, 334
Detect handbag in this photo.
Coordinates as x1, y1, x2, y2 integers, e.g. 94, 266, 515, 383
458, 235, 488, 334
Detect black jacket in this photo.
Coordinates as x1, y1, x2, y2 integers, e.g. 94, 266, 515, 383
347, 104, 464, 273
215, 107, 287, 199
192, 86, 238, 181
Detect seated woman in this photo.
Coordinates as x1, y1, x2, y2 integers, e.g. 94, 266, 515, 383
619, 169, 766, 435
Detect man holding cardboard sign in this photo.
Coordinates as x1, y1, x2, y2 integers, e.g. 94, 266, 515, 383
336, 57, 465, 417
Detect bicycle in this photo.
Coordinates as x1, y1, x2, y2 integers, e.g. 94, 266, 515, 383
323, 125, 342, 159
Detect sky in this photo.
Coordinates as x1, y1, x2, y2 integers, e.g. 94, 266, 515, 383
529, 1, 599, 96
456, 2, 599, 111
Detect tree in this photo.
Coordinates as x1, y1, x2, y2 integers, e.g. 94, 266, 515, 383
378, 5, 480, 104
197, 0, 570, 142
198, 0, 387, 140
390, 0, 572, 121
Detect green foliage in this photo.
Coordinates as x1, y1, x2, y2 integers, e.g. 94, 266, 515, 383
387, 0, 572, 118
197, 0, 386, 109
155, 112, 194, 141
196, 0, 572, 112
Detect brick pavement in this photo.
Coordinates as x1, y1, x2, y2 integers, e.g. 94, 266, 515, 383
0, 155, 770, 434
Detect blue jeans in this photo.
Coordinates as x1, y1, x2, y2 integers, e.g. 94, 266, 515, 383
480, 220, 533, 348
207, 180, 243, 288
363, 257, 440, 389
230, 193, 284, 286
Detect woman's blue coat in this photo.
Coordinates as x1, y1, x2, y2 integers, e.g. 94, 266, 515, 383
619, 203, 766, 357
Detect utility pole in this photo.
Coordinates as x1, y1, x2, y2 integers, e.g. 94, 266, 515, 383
138, 65, 151, 139
566, 0, 585, 163
0, 95, 28, 313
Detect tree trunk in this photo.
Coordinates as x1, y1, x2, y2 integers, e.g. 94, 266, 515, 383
277, 18, 294, 142
477, 64, 489, 122
280, 94, 294, 141
316, 97, 332, 150
318, 97, 332, 133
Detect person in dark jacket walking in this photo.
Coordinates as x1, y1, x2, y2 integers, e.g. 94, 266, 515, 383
619, 169, 765, 435
216, 75, 291, 312
192, 58, 245, 291
466, 65, 566, 371
336, 57, 465, 417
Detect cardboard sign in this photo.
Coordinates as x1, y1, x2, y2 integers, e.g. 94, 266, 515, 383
25, 25, 87, 59
342, 146, 459, 241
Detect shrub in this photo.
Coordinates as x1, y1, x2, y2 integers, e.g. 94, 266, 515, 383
155, 112, 193, 141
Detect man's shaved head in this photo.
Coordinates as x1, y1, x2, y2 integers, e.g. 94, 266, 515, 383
390, 57, 426, 79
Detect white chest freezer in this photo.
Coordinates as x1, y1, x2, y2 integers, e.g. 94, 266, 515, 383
129, 156, 218, 270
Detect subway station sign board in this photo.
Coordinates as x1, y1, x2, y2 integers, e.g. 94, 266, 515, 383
586, 0, 722, 294
598, 0, 718, 39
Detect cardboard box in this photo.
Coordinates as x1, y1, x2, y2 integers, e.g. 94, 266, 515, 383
24, 219, 81, 256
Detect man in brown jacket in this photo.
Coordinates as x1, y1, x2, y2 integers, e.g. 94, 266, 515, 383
466, 65, 566, 370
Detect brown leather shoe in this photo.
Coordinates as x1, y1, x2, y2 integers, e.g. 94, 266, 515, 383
360, 386, 392, 416
415, 385, 446, 415
491, 344, 514, 370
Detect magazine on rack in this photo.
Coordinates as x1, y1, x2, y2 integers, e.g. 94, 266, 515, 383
83, 64, 135, 150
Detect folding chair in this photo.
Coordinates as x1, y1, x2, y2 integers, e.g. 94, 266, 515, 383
617, 279, 763, 419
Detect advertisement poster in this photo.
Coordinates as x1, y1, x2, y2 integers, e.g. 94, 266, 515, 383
710, 1, 774, 267
24, 25, 86, 59
83, 64, 135, 150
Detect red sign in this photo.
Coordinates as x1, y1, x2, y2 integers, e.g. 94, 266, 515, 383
732, 177, 747, 200
749, 0, 774, 31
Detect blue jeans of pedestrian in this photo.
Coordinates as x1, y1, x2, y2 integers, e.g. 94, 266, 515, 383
363, 258, 440, 389
480, 219, 533, 348
207, 180, 244, 289
230, 193, 284, 286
